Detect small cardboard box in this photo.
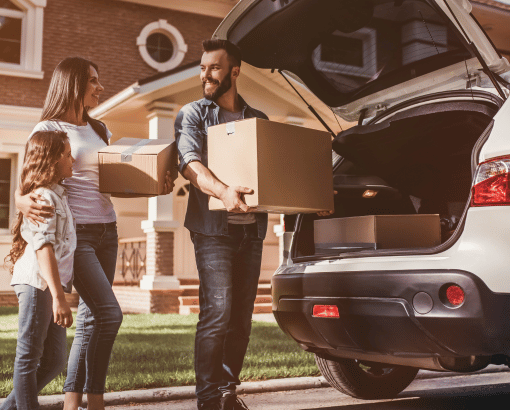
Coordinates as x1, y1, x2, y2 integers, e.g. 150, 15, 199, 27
207, 118, 334, 214
314, 214, 441, 254
98, 137, 177, 196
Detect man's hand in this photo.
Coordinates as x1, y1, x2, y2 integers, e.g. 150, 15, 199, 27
15, 189, 54, 226
183, 161, 254, 212
220, 186, 254, 212
162, 170, 175, 195
53, 296, 73, 328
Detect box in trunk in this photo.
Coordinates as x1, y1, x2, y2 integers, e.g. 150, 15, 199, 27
314, 214, 441, 254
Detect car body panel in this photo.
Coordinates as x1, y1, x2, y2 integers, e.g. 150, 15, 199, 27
479, 96, 510, 162
273, 269, 510, 363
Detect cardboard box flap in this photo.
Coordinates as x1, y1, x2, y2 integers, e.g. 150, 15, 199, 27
99, 137, 174, 156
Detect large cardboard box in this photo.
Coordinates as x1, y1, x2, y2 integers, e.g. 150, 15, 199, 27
98, 137, 177, 196
208, 118, 334, 214
314, 214, 441, 254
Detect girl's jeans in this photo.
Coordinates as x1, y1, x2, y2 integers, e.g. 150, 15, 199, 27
0, 285, 67, 410
63, 222, 122, 395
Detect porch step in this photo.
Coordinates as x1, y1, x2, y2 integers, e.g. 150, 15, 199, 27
180, 283, 271, 297
179, 303, 273, 315
178, 282, 272, 315
253, 303, 273, 314
180, 295, 272, 306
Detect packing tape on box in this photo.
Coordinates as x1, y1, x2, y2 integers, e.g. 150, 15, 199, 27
120, 139, 152, 162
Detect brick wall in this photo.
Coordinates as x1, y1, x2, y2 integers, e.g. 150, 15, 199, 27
112, 286, 182, 313
146, 231, 174, 277
0, 0, 221, 109
0, 291, 79, 308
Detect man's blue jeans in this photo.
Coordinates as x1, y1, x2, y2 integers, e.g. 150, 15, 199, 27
191, 223, 263, 405
1, 285, 67, 410
63, 222, 122, 395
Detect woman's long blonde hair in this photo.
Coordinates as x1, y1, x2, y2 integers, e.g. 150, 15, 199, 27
5, 131, 69, 272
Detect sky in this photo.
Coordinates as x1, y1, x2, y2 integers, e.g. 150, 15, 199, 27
496, 0, 510, 4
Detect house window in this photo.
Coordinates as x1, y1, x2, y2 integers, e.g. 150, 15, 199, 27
0, 1, 22, 64
0, 157, 12, 230
146, 33, 174, 63
0, 0, 45, 79
137, 20, 188, 72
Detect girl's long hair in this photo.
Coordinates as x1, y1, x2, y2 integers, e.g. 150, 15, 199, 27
5, 131, 69, 273
41, 57, 108, 144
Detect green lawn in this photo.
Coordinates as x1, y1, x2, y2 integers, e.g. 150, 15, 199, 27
0, 307, 319, 397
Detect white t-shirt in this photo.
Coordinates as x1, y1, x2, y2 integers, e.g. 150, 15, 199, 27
30, 120, 116, 224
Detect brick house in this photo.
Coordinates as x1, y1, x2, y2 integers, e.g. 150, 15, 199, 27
1, 0, 509, 312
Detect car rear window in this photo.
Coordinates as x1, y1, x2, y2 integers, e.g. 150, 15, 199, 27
312, 0, 470, 96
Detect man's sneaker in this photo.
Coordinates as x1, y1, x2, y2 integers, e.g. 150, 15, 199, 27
220, 394, 249, 410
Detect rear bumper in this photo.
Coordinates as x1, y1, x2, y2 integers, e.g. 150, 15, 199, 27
272, 269, 510, 361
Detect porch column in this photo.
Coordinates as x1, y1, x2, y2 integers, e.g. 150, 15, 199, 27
140, 102, 181, 290
274, 116, 306, 264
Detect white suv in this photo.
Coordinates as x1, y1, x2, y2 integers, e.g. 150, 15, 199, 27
214, 0, 510, 400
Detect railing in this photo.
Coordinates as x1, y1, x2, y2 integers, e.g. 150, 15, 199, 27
115, 237, 146, 285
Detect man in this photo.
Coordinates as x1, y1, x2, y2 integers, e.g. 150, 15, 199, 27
175, 39, 268, 410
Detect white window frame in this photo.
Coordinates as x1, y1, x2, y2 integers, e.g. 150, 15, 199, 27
137, 20, 188, 72
312, 27, 377, 79
0, 0, 45, 79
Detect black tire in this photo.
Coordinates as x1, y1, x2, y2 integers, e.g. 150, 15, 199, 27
315, 354, 419, 399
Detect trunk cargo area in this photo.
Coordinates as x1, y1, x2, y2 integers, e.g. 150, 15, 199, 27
292, 99, 499, 258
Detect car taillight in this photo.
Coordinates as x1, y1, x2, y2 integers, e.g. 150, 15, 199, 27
472, 157, 510, 206
446, 285, 465, 306
312, 305, 340, 318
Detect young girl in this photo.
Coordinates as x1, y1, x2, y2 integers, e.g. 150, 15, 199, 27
1, 131, 76, 410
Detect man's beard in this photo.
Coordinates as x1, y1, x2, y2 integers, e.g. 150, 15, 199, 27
202, 69, 232, 101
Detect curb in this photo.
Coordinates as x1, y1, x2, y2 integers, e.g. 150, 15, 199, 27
34, 377, 330, 410
3, 365, 509, 409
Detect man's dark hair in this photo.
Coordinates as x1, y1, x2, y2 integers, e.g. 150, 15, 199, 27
202, 39, 242, 67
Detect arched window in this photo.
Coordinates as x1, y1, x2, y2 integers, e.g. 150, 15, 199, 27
137, 20, 188, 72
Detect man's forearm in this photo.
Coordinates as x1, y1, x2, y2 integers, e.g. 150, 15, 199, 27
183, 161, 227, 199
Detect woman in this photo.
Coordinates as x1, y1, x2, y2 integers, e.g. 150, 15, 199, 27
16, 57, 173, 410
